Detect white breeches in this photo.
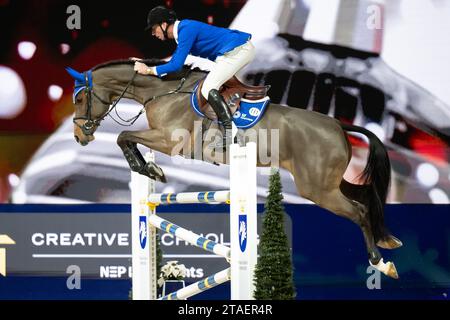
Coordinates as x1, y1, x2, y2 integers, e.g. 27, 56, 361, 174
201, 41, 255, 100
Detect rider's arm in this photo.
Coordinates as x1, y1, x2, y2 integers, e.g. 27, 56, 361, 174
154, 26, 196, 76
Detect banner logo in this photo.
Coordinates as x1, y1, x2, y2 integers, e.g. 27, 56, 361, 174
139, 217, 147, 249
238, 215, 247, 252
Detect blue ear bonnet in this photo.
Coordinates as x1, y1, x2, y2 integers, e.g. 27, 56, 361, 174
66, 67, 93, 104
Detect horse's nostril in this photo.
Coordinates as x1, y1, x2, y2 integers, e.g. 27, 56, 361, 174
75, 136, 80, 143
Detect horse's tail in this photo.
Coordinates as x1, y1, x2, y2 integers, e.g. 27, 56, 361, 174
340, 123, 390, 242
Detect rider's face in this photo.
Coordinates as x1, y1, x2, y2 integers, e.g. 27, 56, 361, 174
152, 22, 168, 41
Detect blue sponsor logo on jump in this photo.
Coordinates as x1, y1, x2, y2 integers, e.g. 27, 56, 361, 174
139, 216, 147, 249
238, 215, 247, 252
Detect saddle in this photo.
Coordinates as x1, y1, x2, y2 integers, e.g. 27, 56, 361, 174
196, 76, 270, 121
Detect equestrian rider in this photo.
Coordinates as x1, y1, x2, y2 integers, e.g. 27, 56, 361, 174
133, 6, 255, 150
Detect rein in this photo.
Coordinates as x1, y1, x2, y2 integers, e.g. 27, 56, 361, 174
143, 70, 193, 105
73, 69, 193, 136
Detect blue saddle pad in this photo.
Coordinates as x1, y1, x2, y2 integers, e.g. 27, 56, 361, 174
190, 83, 270, 129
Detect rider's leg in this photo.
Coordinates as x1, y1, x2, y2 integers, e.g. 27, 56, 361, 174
201, 41, 255, 149
208, 88, 234, 148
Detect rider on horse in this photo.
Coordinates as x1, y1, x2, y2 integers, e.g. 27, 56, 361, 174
133, 6, 255, 150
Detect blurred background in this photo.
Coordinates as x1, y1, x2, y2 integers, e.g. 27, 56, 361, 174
0, 0, 449, 204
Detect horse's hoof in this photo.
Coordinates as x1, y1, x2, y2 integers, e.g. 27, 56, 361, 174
385, 261, 399, 279
377, 235, 403, 249
139, 161, 167, 183
370, 258, 399, 279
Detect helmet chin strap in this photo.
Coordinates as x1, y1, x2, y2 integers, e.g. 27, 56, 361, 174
160, 23, 169, 40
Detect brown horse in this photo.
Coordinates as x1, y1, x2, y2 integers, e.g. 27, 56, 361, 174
67, 59, 402, 278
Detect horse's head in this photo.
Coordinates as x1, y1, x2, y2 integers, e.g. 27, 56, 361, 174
66, 67, 110, 146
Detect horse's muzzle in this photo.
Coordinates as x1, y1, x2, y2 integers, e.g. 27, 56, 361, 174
74, 134, 94, 146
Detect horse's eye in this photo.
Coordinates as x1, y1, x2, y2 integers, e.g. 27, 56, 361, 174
76, 96, 83, 104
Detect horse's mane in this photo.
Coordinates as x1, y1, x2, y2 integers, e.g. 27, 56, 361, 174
91, 59, 208, 76
92, 58, 166, 71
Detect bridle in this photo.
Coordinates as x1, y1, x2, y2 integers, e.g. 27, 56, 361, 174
73, 68, 193, 137
73, 70, 138, 136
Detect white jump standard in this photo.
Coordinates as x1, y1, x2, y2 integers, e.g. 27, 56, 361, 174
131, 142, 258, 300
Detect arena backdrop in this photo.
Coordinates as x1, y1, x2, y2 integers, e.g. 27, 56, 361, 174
0, 0, 449, 204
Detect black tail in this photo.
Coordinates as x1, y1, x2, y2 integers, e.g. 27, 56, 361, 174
340, 123, 391, 242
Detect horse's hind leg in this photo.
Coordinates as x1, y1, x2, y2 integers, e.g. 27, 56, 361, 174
311, 188, 380, 262
310, 187, 399, 279
291, 156, 399, 279
340, 180, 402, 250
117, 129, 168, 182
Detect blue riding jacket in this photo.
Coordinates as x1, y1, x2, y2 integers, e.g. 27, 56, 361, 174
155, 19, 251, 76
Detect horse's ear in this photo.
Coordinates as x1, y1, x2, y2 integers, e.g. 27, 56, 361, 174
66, 67, 84, 82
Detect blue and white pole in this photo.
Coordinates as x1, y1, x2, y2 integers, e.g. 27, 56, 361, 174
148, 190, 230, 205
148, 214, 231, 259
159, 268, 231, 300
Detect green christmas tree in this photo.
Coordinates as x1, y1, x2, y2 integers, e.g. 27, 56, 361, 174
254, 168, 296, 300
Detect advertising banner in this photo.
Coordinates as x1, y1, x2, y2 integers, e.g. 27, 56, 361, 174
0, 205, 291, 281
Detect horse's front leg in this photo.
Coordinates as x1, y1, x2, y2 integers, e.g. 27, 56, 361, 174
117, 129, 170, 183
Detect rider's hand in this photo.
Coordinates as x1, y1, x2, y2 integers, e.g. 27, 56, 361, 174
130, 57, 143, 62
134, 61, 155, 76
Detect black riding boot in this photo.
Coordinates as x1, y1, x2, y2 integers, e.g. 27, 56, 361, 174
208, 89, 234, 150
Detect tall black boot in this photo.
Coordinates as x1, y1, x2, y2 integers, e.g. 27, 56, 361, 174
208, 89, 234, 151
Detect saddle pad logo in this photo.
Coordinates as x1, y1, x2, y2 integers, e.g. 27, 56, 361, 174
139, 216, 147, 249
238, 215, 247, 252
249, 107, 260, 117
